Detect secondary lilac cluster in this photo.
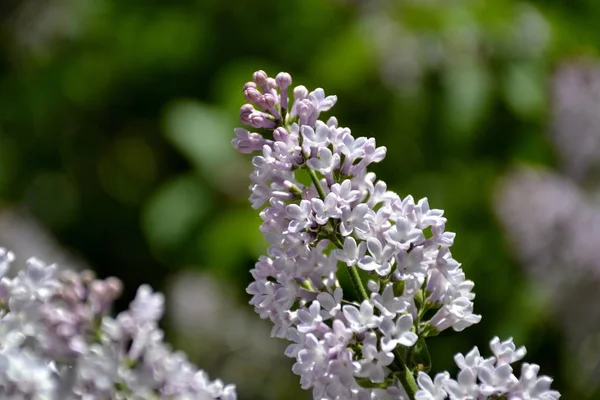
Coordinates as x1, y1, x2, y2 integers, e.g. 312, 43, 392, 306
495, 61, 600, 388
416, 337, 560, 400
0, 248, 236, 399
233, 70, 483, 399
551, 61, 600, 182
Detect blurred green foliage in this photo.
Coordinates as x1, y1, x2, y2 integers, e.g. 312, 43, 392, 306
1, 0, 598, 398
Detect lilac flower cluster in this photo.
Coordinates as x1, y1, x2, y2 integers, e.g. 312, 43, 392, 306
551, 61, 600, 182
233, 70, 492, 399
416, 337, 559, 400
351, 1, 549, 95
0, 248, 236, 399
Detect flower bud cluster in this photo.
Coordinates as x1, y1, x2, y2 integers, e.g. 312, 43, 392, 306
0, 248, 236, 399
416, 337, 560, 400
233, 71, 484, 398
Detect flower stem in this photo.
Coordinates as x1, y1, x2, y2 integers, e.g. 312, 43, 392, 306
308, 168, 327, 199
348, 265, 369, 302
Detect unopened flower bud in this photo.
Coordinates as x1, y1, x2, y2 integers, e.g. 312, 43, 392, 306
105, 277, 123, 299
80, 270, 96, 285
252, 70, 269, 92
262, 93, 277, 109
250, 112, 276, 129
261, 93, 282, 120
294, 85, 308, 101
232, 127, 269, 154
273, 127, 289, 142
239, 104, 255, 125
276, 72, 292, 90
276, 72, 292, 110
266, 77, 277, 91
243, 81, 257, 91
244, 85, 263, 105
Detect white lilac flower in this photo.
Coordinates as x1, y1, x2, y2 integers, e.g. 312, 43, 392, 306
453, 346, 484, 371
316, 288, 343, 319
342, 300, 382, 334
416, 371, 449, 400
233, 70, 557, 400
358, 237, 396, 276
477, 362, 518, 396
340, 204, 374, 237
0, 248, 236, 399
0, 347, 56, 399
510, 363, 560, 400
292, 333, 329, 390
312, 193, 343, 225
442, 368, 479, 399
379, 314, 418, 352
416, 338, 558, 400
489, 336, 527, 365
371, 283, 408, 318
297, 301, 327, 333
354, 332, 394, 383
234, 70, 477, 398
334, 237, 366, 267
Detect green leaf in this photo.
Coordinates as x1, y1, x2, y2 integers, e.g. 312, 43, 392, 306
442, 62, 492, 140
141, 174, 210, 254
393, 280, 405, 297
355, 377, 390, 389
502, 62, 546, 119
162, 100, 235, 182
410, 337, 432, 373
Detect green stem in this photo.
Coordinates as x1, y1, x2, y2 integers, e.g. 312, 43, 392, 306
308, 168, 327, 200
348, 265, 369, 302
289, 183, 303, 196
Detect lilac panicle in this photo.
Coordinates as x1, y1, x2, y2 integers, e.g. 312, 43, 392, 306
232, 70, 559, 399
0, 248, 236, 399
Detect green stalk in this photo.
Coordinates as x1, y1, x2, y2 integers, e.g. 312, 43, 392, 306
308, 168, 327, 199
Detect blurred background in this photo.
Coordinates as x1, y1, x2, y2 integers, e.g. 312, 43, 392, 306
0, 0, 599, 398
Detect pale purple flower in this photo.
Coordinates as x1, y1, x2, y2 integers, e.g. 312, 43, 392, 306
316, 288, 343, 319
371, 283, 408, 317
311, 193, 342, 225
379, 314, 418, 351
297, 301, 326, 333
490, 336, 527, 365
384, 216, 425, 251
478, 363, 519, 396
340, 204, 373, 237
307, 147, 340, 175
358, 237, 396, 276
354, 332, 394, 383
301, 122, 331, 153
416, 371, 450, 400
509, 363, 560, 400
443, 369, 480, 399
0, 249, 236, 399
334, 237, 366, 267
342, 300, 381, 333
231, 127, 270, 154
286, 200, 314, 233
330, 180, 361, 205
